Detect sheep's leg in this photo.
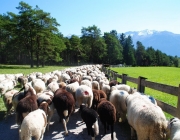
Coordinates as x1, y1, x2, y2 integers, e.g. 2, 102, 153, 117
119, 111, 127, 123
111, 125, 114, 140
90, 127, 95, 138
103, 122, 107, 134
66, 116, 69, 123
93, 120, 99, 136
47, 111, 54, 131
86, 125, 91, 135
130, 127, 137, 140
62, 118, 68, 135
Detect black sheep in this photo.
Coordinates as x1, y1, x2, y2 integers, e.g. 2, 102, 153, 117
80, 104, 99, 140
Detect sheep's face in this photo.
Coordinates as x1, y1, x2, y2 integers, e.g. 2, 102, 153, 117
168, 117, 180, 130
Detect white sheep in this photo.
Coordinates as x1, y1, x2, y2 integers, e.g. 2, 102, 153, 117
60, 73, 70, 82
66, 81, 79, 101
109, 89, 129, 123
75, 85, 93, 108
82, 75, 92, 82
47, 81, 59, 93
168, 117, 180, 140
101, 83, 111, 100
126, 93, 168, 140
92, 81, 100, 90
81, 79, 92, 89
20, 101, 49, 140
115, 84, 136, 94
32, 78, 46, 94
0, 79, 16, 96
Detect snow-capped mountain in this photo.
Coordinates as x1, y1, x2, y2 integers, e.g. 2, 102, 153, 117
124, 29, 180, 57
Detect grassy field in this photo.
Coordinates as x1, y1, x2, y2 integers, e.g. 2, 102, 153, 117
0, 65, 70, 120
110, 66, 180, 119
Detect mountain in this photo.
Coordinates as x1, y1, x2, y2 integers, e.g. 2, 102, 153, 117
124, 29, 180, 57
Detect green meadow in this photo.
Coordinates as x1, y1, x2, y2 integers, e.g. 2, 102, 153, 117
110, 66, 180, 119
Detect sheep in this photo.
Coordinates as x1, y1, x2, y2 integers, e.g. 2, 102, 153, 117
0, 79, 16, 96
167, 117, 180, 140
31, 78, 46, 94
65, 81, 79, 101
109, 89, 129, 123
101, 83, 111, 100
16, 84, 38, 125
75, 85, 93, 108
17, 76, 28, 88
81, 79, 92, 89
79, 104, 99, 140
37, 90, 54, 131
82, 75, 92, 82
109, 80, 120, 87
20, 101, 49, 140
92, 89, 107, 111
115, 84, 136, 94
47, 81, 59, 93
59, 82, 67, 89
12, 91, 25, 113
92, 81, 100, 90
52, 87, 75, 135
60, 73, 71, 82
97, 98, 116, 140
2, 89, 19, 119
126, 93, 168, 140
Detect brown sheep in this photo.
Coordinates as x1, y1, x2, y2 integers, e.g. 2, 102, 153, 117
97, 98, 116, 140
52, 87, 75, 135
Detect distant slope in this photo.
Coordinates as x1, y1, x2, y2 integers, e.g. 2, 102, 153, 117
124, 30, 180, 57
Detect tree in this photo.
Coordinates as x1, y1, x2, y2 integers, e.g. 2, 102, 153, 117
103, 30, 123, 64
81, 25, 107, 63
123, 35, 136, 66
69, 35, 82, 64
136, 41, 146, 66
146, 47, 156, 66
14, 2, 63, 67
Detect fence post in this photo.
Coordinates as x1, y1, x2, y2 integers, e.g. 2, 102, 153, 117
137, 76, 147, 93
176, 84, 180, 118
122, 74, 128, 84
114, 72, 117, 80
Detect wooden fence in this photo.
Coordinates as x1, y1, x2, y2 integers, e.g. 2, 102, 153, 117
102, 65, 180, 118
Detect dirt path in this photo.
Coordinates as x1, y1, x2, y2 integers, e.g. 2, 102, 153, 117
0, 109, 131, 140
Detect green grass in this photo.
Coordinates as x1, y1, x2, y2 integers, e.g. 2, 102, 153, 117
0, 65, 69, 120
0, 65, 69, 75
110, 66, 180, 119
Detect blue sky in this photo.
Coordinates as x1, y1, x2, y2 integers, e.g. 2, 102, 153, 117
1, 0, 180, 36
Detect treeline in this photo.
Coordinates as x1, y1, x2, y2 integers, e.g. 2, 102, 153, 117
0, 2, 179, 67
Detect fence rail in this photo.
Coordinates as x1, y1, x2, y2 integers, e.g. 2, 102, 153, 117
101, 65, 180, 118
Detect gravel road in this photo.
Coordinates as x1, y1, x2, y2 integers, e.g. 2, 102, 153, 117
0, 109, 131, 140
